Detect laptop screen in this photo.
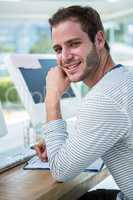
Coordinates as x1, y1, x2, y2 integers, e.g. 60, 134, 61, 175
19, 58, 75, 104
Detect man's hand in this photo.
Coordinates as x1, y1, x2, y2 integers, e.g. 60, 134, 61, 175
46, 66, 70, 99
45, 66, 71, 121
34, 143, 48, 162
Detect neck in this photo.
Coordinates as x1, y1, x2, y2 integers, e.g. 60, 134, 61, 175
84, 49, 115, 87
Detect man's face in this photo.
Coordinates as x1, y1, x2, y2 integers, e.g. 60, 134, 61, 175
52, 20, 100, 82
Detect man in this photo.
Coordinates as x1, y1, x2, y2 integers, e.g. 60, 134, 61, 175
35, 6, 133, 200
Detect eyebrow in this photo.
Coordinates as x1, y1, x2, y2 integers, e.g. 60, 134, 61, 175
53, 37, 81, 50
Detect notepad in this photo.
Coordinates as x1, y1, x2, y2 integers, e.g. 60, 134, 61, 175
23, 156, 104, 172
24, 156, 49, 170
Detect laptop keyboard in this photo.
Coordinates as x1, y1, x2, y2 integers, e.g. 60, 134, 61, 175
0, 146, 35, 173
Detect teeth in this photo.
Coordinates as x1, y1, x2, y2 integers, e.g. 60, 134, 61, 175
64, 61, 80, 69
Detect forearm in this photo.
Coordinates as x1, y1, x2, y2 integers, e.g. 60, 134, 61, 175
45, 66, 70, 122
45, 91, 62, 122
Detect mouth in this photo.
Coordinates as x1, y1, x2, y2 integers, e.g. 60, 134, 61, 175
63, 61, 81, 73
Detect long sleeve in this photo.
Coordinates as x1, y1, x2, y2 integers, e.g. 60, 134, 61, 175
44, 93, 129, 182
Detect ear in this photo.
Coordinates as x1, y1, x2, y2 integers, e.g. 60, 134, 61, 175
95, 31, 105, 50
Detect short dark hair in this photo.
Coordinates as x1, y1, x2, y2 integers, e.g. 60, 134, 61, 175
49, 5, 110, 52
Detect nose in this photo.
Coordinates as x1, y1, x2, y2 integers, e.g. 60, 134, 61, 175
61, 48, 73, 63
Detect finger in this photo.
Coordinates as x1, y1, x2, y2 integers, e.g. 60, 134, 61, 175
35, 143, 45, 151
34, 144, 48, 161
35, 148, 42, 160
41, 150, 48, 162
34, 144, 45, 159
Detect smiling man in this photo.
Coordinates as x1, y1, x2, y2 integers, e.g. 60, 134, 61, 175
35, 6, 133, 200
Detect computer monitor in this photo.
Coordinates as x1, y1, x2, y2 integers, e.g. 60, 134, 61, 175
0, 105, 8, 137
5, 54, 81, 127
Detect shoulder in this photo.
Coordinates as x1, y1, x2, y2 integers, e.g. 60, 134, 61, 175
85, 66, 130, 105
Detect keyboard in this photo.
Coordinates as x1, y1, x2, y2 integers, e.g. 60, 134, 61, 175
0, 146, 35, 173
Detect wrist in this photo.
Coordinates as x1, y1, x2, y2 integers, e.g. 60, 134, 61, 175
45, 91, 60, 108
45, 92, 62, 122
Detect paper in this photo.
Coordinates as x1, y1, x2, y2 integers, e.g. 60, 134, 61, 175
23, 156, 104, 172
84, 158, 104, 172
24, 156, 49, 170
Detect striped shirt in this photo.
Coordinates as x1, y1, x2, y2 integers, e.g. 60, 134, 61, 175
44, 65, 133, 200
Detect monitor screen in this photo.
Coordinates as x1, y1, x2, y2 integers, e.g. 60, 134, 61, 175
6, 54, 80, 125
19, 58, 75, 104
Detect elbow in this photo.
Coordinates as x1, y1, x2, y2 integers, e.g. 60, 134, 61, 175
49, 159, 78, 182
52, 172, 71, 182
53, 177, 65, 183
50, 167, 76, 182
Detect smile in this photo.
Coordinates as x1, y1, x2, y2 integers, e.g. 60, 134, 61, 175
64, 61, 81, 71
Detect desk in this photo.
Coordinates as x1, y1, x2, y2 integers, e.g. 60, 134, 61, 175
0, 164, 109, 200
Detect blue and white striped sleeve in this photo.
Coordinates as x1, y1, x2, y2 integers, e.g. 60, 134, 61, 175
44, 93, 129, 182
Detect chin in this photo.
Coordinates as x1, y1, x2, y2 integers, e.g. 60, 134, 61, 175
68, 74, 83, 82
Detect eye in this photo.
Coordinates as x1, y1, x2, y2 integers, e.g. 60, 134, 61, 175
54, 47, 62, 54
70, 41, 81, 47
